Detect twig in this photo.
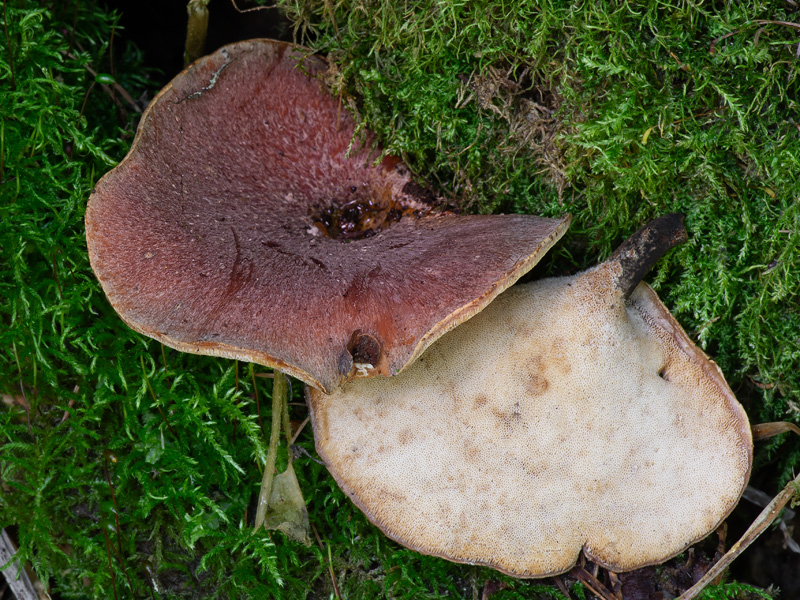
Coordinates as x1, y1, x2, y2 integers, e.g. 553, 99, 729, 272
77, 80, 97, 125
710, 19, 800, 55
571, 566, 617, 600
607, 570, 623, 600
607, 213, 687, 300
754, 19, 800, 31
553, 576, 571, 599
66, 52, 141, 113
230, 0, 275, 12
677, 469, 800, 600
709, 29, 740, 54
311, 524, 342, 600
0, 529, 38, 600
68, 0, 79, 53
742, 486, 800, 554
751, 421, 800, 441
289, 416, 310, 445
58, 397, 75, 426
254, 371, 287, 530
107, 24, 121, 124
291, 444, 326, 466
327, 542, 342, 600
251, 365, 265, 437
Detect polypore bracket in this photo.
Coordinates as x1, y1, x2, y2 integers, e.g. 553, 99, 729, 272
309, 214, 752, 578
85, 38, 572, 394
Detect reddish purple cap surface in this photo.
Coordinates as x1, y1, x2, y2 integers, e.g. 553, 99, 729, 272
86, 39, 570, 393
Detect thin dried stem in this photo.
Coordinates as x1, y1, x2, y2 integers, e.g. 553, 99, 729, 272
102, 528, 120, 600
677, 469, 800, 600
185, 0, 210, 66
254, 371, 287, 530
0, 529, 38, 600
251, 364, 264, 437
752, 421, 800, 441
230, 0, 274, 12
570, 566, 617, 600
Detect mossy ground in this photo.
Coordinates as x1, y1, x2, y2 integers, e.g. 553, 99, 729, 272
1, 0, 797, 598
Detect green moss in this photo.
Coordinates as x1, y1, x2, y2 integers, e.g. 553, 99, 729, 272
1, 0, 797, 597
0, 2, 312, 597
280, 0, 799, 472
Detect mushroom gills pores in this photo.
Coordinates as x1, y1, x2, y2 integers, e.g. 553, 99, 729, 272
309, 258, 752, 578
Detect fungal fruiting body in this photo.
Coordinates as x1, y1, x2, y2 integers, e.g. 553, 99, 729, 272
309, 217, 752, 577
85, 38, 571, 393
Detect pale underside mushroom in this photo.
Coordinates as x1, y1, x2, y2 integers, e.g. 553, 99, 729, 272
85, 38, 571, 393
309, 215, 753, 577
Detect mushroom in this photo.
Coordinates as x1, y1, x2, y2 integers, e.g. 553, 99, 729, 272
85, 38, 571, 393
309, 214, 753, 577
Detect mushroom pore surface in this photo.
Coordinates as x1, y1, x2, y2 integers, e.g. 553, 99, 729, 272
85, 39, 571, 393
309, 260, 752, 577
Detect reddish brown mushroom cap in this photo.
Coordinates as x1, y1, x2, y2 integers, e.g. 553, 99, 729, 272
85, 39, 571, 393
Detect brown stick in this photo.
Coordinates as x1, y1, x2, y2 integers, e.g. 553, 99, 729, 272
677, 469, 800, 600
0, 529, 38, 600
571, 566, 618, 600
608, 213, 688, 299
751, 421, 800, 441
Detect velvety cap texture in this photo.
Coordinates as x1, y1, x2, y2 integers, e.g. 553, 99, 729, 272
86, 39, 571, 393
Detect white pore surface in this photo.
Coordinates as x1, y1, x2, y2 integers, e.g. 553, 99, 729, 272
310, 263, 752, 577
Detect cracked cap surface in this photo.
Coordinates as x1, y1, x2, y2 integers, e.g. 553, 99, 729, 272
85, 39, 571, 392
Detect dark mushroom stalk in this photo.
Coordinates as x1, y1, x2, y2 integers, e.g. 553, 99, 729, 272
309, 215, 752, 578
607, 212, 687, 299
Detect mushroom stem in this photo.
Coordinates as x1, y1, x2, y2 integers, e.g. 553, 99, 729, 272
254, 370, 287, 531
282, 378, 293, 456
184, 0, 209, 67
608, 213, 687, 299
